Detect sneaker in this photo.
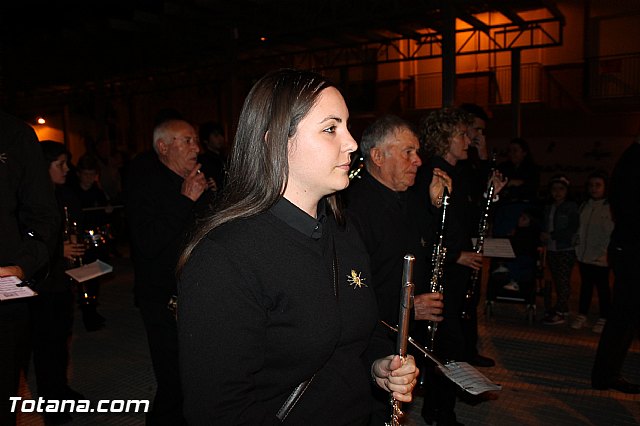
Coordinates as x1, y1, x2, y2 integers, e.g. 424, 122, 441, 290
493, 265, 509, 274
592, 318, 606, 333
543, 311, 566, 325
571, 314, 587, 329
503, 281, 520, 291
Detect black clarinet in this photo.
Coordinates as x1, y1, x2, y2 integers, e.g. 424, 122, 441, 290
386, 254, 416, 426
425, 188, 450, 352
460, 153, 497, 320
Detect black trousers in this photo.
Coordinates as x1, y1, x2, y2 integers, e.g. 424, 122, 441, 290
591, 246, 640, 387
139, 299, 187, 426
576, 262, 611, 318
29, 290, 75, 399
0, 301, 30, 426
423, 263, 470, 418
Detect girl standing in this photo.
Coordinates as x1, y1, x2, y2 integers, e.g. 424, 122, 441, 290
572, 171, 613, 332
541, 174, 579, 325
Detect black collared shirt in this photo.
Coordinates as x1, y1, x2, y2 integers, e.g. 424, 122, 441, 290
269, 197, 326, 240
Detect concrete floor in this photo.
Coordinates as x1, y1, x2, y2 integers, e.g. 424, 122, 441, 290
16, 254, 640, 426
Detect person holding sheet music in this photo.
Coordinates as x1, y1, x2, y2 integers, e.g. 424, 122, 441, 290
417, 107, 506, 426
30, 141, 86, 424
0, 112, 59, 426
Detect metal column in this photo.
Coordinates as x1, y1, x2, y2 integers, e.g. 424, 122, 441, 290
511, 49, 522, 138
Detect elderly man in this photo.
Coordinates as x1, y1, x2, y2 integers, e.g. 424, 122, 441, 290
126, 117, 210, 425
344, 114, 450, 426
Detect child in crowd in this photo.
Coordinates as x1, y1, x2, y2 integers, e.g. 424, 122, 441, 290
541, 174, 579, 325
71, 154, 112, 331
572, 171, 613, 333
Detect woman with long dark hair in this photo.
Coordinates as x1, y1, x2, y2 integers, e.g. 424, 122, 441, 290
177, 69, 418, 425
32, 141, 86, 424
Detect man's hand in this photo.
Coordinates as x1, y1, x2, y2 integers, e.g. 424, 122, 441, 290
414, 292, 444, 322
181, 163, 207, 201
471, 132, 488, 160
457, 251, 483, 270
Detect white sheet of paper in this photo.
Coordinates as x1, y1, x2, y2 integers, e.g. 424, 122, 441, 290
382, 321, 502, 396
0, 276, 37, 301
65, 260, 113, 283
439, 361, 503, 395
473, 238, 516, 258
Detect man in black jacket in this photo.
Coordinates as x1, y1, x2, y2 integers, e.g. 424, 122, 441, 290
344, 114, 449, 425
126, 117, 209, 425
591, 135, 640, 394
345, 115, 448, 327
0, 111, 59, 425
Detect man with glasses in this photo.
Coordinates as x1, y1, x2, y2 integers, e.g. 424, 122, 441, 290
126, 117, 209, 425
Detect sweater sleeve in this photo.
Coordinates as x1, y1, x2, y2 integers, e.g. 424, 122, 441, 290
126, 165, 194, 260
178, 239, 278, 426
11, 127, 60, 279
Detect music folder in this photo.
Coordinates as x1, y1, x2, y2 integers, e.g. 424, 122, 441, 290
472, 238, 516, 259
0, 276, 37, 301
65, 260, 113, 283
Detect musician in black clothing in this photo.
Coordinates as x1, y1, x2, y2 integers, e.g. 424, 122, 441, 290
31, 141, 86, 424
0, 111, 59, 426
126, 117, 209, 425
345, 115, 449, 326
177, 69, 419, 425
591, 135, 640, 394
457, 103, 497, 365
344, 114, 450, 425
417, 107, 506, 426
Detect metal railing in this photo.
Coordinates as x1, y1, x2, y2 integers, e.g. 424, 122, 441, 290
490, 63, 543, 105
588, 53, 640, 99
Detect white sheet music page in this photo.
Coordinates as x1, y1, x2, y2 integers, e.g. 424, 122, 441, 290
0, 276, 37, 301
65, 260, 113, 283
438, 361, 502, 395
474, 237, 516, 258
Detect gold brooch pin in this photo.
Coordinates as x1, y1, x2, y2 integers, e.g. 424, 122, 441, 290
347, 269, 367, 289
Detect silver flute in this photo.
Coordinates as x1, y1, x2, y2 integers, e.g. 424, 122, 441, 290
425, 188, 450, 352
386, 254, 416, 426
